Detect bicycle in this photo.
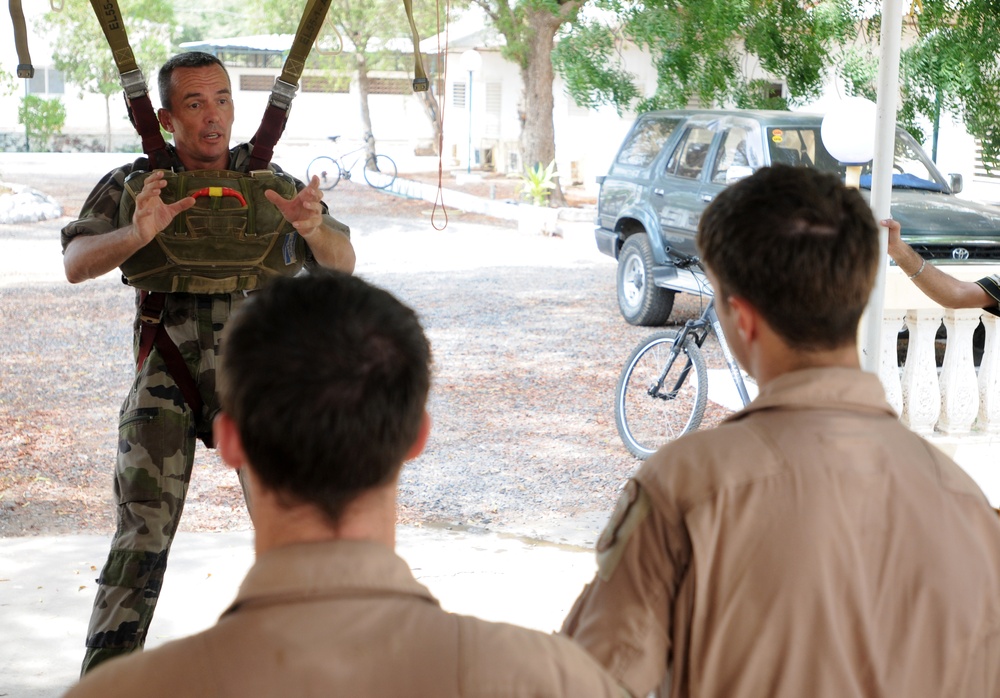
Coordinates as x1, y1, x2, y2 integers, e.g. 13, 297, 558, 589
305, 134, 398, 191
614, 253, 755, 459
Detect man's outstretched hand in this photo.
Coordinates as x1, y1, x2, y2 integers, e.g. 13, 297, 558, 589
265, 175, 325, 240
132, 170, 196, 245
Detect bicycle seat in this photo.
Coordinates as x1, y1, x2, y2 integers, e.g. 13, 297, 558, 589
327, 135, 341, 142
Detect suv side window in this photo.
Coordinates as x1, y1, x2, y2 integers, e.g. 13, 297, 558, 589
666, 127, 714, 180
616, 117, 683, 167
711, 128, 751, 183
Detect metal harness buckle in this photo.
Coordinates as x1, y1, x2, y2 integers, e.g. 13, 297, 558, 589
268, 79, 298, 112
119, 68, 148, 101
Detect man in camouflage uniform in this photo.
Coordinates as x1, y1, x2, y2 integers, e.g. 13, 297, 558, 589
62, 51, 355, 675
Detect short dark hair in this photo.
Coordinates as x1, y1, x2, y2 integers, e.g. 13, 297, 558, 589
157, 51, 228, 111
696, 165, 878, 350
218, 271, 432, 524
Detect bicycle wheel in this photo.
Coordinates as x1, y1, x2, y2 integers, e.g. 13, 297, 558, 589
614, 330, 708, 460
306, 156, 342, 190
363, 154, 397, 189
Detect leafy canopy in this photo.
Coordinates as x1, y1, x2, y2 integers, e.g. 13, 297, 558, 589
554, 0, 856, 113
41, 0, 175, 102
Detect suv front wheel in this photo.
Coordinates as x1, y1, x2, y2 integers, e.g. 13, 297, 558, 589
617, 234, 675, 326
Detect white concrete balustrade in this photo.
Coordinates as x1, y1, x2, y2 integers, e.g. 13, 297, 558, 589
879, 264, 1000, 506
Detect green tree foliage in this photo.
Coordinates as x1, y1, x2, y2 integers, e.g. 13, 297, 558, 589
18, 94, 67, 151
247, 0, 449, 158
554, 0, 856, 113
40, 0, 175, 151
0, 66, 16, 98
839, 3, 1000, 171
557, 0, 1000, 170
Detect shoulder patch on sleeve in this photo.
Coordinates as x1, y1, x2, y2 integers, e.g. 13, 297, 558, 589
595, 479, 651, 582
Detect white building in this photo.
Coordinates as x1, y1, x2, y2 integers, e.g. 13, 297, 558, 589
3, 5, 1000, 204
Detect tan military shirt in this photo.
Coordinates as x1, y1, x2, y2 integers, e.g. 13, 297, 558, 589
64, 540, 628, 698
563, 367, 1000, 698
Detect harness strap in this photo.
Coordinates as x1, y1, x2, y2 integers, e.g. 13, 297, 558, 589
87, 0, 171, 169
137, 292, 205, 419
9, 0, 34, 78
247, 0, 333, 170
403, 0, 429, 92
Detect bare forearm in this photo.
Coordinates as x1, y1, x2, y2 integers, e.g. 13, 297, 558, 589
63, 225, 148, 283
303, 224, 356, 273
888, 238, 992, 309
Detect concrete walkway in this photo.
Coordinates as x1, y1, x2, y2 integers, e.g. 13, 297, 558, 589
0, 526, 599, 697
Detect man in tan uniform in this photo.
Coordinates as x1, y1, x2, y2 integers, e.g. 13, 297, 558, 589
63, 271, 628, 698
563, 165, 1000, 698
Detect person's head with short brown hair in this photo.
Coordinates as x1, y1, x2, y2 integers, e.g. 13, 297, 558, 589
217, 271, 432, 527
157, 51, 227, 111
696, 164, 878, 351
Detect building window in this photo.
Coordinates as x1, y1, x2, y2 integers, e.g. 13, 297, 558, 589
974, 140, 1000, 180
240, 75, 274, 92
301, 75, 350, 93
452, 82, 466, 108
26, 67, 65, 95
485, 82, 501, 138
368, 78, 411, 95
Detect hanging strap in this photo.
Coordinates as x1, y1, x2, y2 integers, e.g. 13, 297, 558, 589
9, 0, 34, 78
87, 0, 171, 169
403, 0, 429, 92
247, 0, 333, 170
137, 292, 205, 419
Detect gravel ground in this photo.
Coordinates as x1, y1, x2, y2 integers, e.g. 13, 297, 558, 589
0, 161, 732, 545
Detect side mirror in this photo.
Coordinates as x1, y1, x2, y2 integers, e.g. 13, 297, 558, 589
948, 173, 963, 194
596, 175, 606, 186
725, 166, 754, 185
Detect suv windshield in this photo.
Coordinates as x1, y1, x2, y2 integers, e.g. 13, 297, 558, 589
764, 126, 949, 192
616, 117, 683, 167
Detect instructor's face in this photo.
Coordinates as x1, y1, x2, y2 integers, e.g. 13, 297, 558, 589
158, 64, 234, 171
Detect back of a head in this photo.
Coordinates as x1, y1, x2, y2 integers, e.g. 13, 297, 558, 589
157, 51, 227, 111
218, 271, 431, 524
696, 165, 878, 351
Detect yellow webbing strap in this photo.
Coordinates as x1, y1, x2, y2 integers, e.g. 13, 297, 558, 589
403, 0, 429, 92
9, 0, 34, 78
247, 0, 333, 170
88, 0, 140, 80
277, 0, 332, 92
87, 0, 171, 168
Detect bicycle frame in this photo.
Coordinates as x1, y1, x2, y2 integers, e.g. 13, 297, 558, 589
650, 295, 752, 408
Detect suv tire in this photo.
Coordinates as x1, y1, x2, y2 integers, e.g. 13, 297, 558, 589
617, 234, 675, 326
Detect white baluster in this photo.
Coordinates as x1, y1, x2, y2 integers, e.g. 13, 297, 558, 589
879, 309, 905, 415
938, 309, 981, 434
978, 314, 1000, 433
901, 309, 942, 434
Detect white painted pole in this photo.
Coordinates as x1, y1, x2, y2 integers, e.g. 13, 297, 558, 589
860, 0, 904, 373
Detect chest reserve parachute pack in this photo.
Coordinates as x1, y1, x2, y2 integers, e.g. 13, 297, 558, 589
79, 0, 429, 294
117, 168, 303, 294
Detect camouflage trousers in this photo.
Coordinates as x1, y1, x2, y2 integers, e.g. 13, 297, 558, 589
81, 293, 252, 675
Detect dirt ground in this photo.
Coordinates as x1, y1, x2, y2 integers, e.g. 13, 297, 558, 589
0, 164, 729, 543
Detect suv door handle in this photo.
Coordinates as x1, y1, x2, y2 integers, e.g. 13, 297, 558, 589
653, 188, 665, 197
700, 193, 714, 203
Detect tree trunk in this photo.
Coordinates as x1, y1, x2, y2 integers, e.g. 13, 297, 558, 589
104, 95, 112, 153
519, 8, 569, 206
416, 89, 442, 155
355, 52, 378, 162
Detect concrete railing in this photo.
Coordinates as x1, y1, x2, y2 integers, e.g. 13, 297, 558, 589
878, 264, 1000, 436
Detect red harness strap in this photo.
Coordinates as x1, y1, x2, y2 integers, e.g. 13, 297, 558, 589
136, 291, 205, 420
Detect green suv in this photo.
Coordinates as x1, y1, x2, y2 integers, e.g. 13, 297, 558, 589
596, 109, 1000, 325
